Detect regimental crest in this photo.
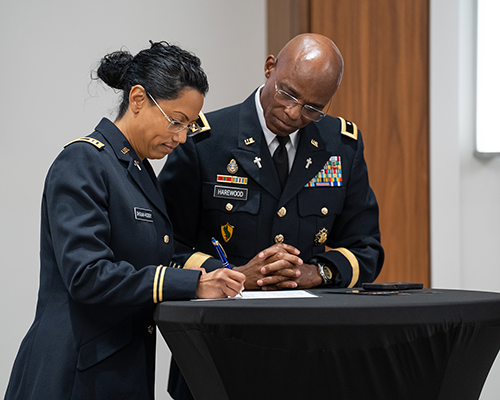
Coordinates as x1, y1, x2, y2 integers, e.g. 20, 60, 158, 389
227, 159, 238, 174
221, 223, 234, 242
314, 228, 328, 245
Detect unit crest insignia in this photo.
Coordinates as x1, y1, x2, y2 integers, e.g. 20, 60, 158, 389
227, 159, 238, 174
314, 228, 328, 245
221, 223, 234, 242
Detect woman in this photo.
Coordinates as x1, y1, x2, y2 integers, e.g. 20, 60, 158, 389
5, 41, 245, 400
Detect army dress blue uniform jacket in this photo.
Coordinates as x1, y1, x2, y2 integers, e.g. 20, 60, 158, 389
160, 90, 384, 400
5, 118, 200, 400
159, 90, 384, 287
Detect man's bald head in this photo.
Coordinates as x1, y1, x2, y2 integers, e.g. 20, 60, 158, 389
277, 33, 344, 95
260, 34, 344, 137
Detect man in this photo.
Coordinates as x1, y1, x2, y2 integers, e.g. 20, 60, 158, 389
159, 33, 384, 398
160, 33, 383, 289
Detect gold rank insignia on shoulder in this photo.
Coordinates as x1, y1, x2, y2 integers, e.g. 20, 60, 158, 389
121, 147, 130, 154
64, 137, 105, 150
314, 228, 328, 245
244, 137, 255, 145
196, 111, 211, 134
311, 139, 319, 148
338, 116, 358, 140
227, 159, 238, 174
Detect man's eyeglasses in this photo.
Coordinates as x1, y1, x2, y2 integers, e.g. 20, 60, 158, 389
273, 63, 326, 122
148, 93, 202, 137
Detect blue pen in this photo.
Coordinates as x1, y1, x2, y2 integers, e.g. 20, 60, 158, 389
211, 237, 243, 296
211, 237, 230, 269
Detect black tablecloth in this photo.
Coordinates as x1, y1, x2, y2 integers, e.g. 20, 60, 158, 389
154, 288, 500, 400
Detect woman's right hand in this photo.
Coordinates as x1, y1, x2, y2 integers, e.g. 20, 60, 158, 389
196, 268, 246, 299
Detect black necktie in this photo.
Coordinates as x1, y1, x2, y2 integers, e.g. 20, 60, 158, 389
273, 135, 290, 190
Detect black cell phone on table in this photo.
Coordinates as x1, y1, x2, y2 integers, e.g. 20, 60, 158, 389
362, 282, 423, 291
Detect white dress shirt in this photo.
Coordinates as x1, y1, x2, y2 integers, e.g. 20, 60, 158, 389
254, 85, 300, 173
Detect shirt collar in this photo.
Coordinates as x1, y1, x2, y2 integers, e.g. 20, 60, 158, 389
254, 85, 300, 149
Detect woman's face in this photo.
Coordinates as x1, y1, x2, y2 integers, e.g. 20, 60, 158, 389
132, 88, 204, 160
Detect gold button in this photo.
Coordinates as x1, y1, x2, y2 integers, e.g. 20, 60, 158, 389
225, 203, 234, 211
277, 207, 287, 217
164, 235, 170, 244
147, 325, 154, 334
274, 234, 284, 244
321, 207, 328, 215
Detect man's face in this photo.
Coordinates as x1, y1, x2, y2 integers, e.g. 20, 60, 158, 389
260, 58, 335, 137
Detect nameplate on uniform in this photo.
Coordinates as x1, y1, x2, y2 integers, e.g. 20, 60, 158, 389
213, 185, 248, 201
134, 207, 153, 222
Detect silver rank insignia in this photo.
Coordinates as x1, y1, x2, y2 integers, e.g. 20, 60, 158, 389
314, 228, 328, 245
227, 159, 238, 174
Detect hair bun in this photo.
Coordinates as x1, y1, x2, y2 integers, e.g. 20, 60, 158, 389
96, 50, 134, 90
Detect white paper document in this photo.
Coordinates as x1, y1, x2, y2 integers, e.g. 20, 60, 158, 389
192, 290, 317, 301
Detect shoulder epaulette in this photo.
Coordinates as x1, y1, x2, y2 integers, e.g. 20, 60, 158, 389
337, 116, 358, 141
196, 111, 211, 134
64, 137, 105, 150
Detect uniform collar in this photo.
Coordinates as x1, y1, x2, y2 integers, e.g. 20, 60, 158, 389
94, 118, 138, 163
231, 93, 332, 203
94, 118, 168, 219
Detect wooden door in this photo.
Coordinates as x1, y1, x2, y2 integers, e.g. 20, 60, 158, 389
268, 0, 430, 285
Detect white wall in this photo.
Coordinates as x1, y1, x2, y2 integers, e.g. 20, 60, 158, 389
430, 0, 500, 398
0, 1, 266, 398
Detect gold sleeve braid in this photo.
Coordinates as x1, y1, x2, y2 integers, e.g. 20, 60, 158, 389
153, 261, 199, 303
325, 246, 360, 288
184, 252, 213, 269
153, 265, 164, 304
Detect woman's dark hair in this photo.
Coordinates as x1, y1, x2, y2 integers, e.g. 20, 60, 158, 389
95, 41, 209, 119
